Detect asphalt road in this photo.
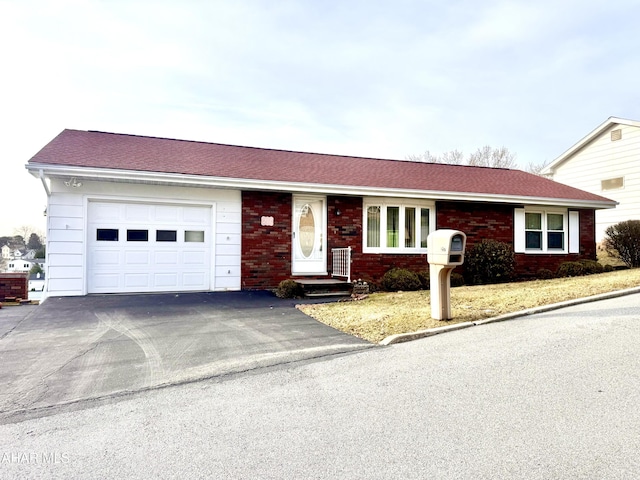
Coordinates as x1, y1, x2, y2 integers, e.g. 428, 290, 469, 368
2, 293, 640, 479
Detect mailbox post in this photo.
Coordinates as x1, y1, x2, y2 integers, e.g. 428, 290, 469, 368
427, 229, 466, 320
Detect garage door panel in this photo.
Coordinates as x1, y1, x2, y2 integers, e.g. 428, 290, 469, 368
155, 205, 180, 222
183, 272, 206, 287
154, 251, 179, 265
183, 250, 207, 264
183, 207, 210, 224
154, 273, 179, 288
124, 273, 150, 288
92, 250, 121, 266
88, 201, 212, 294
125, 204, 152, 222
92, 203, 122, 222
93, 273, 121, 289
124, 250, 151, 265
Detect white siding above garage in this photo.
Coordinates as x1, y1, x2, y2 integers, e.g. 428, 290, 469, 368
44, 179, 242, 297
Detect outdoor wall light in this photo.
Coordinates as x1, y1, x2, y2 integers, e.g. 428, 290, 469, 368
64, 177, 83, 188
335, 209, 342, 216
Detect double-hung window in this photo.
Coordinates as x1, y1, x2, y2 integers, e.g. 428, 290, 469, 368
515, 208, 578, 254
364, 198, 434, 253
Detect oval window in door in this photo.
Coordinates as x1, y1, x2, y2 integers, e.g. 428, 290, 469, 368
298, 204, 315, 258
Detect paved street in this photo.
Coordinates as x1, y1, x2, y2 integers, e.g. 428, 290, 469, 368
2, 293, 640, 479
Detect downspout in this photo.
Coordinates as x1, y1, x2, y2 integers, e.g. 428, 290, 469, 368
38, 169, 50, 302
38, 169, 51, 197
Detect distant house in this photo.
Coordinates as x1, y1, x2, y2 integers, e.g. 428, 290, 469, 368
29, 272, 45, 292
27, 129, 615, 298
7, 260, 32, 273
23, 249, 37, 259
543, 117, 639, 241
1, 245, 10, 259
7, 258, 45, 274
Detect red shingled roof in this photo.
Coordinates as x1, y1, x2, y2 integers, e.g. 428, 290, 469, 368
28, 129, 614, 204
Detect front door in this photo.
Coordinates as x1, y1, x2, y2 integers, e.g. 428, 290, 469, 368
292, 195, 327, 275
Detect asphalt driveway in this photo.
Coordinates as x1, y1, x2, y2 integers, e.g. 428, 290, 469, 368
0, 291, 372, 419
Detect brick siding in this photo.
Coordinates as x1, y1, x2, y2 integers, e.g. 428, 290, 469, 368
437, 202, 596, 278
0, 273, 29, 301
241, 191, 293, 289
241, 193, 598, 288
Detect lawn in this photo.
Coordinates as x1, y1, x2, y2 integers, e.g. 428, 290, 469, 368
297, 268, 640, 343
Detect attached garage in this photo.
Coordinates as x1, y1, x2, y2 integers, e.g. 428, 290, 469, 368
87, 201, 213, 294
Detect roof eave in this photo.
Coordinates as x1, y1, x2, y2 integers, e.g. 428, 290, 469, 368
27, 163, 617, 210
543, 116, 640, 175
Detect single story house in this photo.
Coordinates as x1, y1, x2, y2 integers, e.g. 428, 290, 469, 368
27, 129, 616, 298
542, 116, 640, 241
29, 272, 45, 292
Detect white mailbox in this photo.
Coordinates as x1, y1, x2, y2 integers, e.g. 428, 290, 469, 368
427, 229, 466, 266
427, 229, 466, 321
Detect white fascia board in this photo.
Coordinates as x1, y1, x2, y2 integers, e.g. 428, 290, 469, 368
28, 163, 617, 210
543, 116, 640, 175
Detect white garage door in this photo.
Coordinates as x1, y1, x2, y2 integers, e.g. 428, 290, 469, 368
87, 201, 212, 293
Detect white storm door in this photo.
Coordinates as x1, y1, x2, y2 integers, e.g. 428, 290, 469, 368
292, 195, 327, 275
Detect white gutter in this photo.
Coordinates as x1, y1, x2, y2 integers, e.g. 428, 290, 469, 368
27, 163, 618, 210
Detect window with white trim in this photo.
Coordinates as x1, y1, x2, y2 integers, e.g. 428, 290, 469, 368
515, 207, 579, 254
363, 198, 434, 253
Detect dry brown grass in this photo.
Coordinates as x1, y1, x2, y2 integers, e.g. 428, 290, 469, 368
298, 268, 640, 343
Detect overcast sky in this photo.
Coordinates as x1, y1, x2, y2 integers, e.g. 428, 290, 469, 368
2, 0, 639, 236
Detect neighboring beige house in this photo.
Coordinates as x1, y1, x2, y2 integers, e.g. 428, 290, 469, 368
543, 117, 640, 241
1, 244, 10, 259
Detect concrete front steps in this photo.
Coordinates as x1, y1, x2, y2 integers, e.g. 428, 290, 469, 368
292, 278, 352, 298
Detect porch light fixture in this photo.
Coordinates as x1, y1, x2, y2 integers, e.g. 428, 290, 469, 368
65, 177, 83, 188
335, 209, 342, 216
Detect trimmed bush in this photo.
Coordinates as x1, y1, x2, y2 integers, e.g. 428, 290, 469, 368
604, 220, 640, 268
556, 261, 584, 277
536, 268, 555, 280
381, 268, 421, 292
579, 259, 604, 275
275, 279, 304, 298
417, 271, 430, 290
465, 239, 515, 285
450, 272, 465, 287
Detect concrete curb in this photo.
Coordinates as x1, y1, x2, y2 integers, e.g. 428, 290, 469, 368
379, 285, 640, 345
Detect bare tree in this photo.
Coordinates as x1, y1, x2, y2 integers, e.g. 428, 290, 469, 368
468, 146, 517, 168
524, 159, 551, 176
407, 146, 517, 168
406, 149, 465, 164
405, 150, 440, 163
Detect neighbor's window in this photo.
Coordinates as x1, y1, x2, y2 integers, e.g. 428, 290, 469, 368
364, 199, 433, 253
